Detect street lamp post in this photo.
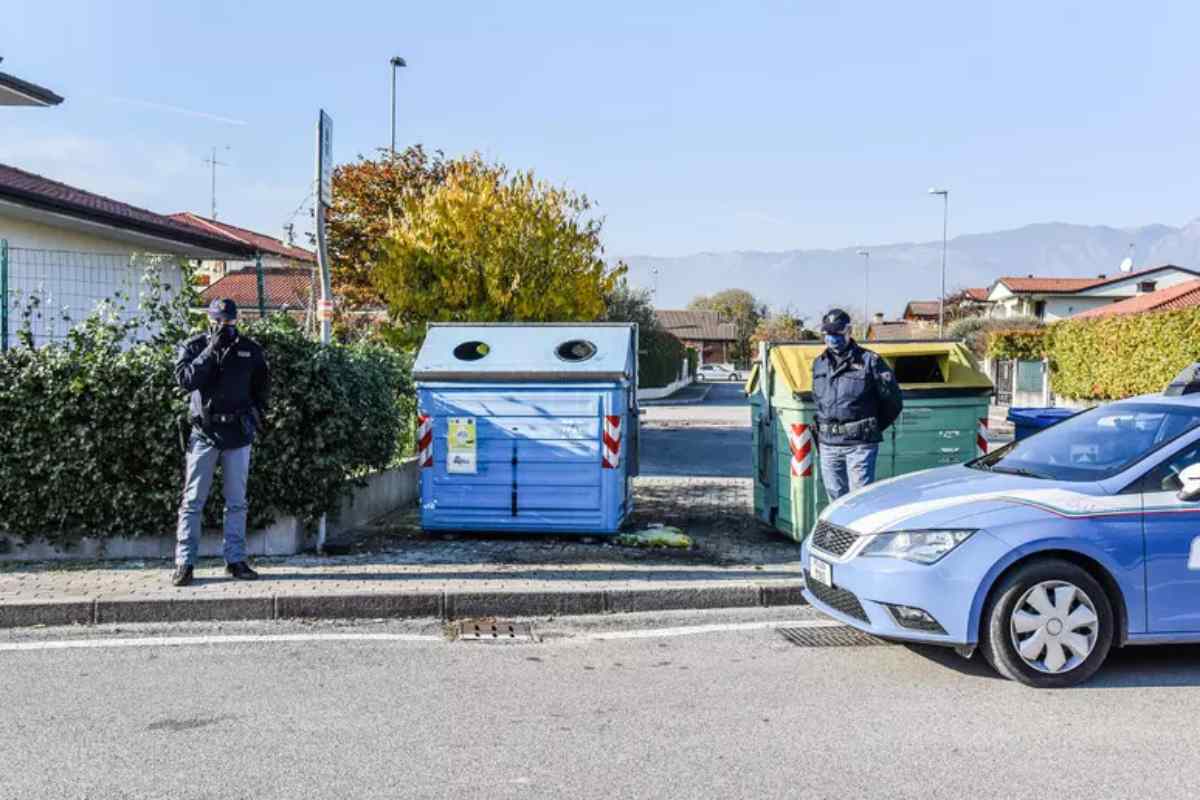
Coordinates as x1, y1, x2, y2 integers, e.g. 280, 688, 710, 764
928, 188, 949, 338
855, 249, 870, 334
390, 56, 407, 157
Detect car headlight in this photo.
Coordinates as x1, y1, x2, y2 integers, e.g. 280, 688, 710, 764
859, 530, 975, 564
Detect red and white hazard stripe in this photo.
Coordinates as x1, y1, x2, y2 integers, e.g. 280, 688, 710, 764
418, 414, 434, 468
602, 415, 621, 469
788, 422, 814, 478
977, 417, 989, 456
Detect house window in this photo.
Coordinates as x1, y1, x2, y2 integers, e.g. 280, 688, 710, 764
1139, 281, 1157, 293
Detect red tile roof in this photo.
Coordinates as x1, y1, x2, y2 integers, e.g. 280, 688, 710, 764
655, 310, 738, 341
0, 163, 253, 256
995, 265, 1200, 295
963, 287, 990, 302
867, 321, 930, 341
200, 268, 314, 310
169, 212, 316, 263
903, 301, 940, 318
1072, 279, 1200, 319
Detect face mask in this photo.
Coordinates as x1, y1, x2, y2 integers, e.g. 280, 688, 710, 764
825, 333, 849, 352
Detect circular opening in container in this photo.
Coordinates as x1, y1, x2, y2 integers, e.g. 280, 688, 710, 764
556, 339, 598, 362
453, 341, 491, 361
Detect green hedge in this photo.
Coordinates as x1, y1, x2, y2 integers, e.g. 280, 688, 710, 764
0, 282, 413, 548
987, 328, 1048, 361
1050, 309, 1200, 400
639, 328, 686, 389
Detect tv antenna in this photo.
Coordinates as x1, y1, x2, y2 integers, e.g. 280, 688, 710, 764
203, 145, 231, 219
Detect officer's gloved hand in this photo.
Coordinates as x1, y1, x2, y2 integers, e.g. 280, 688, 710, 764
209, 325, 237, 351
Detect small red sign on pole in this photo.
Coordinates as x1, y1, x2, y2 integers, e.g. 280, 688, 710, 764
317, 298, 334, 321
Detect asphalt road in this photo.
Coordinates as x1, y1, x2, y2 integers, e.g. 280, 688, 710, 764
5, 609, 1200, 800
640, 383, 752, 478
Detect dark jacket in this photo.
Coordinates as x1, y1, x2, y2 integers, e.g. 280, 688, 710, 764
175, 330, 271, 450
811, 341, 903, 445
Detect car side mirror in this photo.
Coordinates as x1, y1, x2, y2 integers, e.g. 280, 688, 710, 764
1177, 463, 1200, 502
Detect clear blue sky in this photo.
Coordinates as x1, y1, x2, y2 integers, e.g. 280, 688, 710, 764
4, 0, 1198, 258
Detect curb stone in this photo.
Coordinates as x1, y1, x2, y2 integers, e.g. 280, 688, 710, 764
0, 581, 807, 628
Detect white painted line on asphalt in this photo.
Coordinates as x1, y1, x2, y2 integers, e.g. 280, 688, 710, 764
0, 632, 444, 652
581, 618, 842, 641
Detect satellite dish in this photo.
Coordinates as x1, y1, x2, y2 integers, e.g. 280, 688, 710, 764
1119, 257, 1134, 273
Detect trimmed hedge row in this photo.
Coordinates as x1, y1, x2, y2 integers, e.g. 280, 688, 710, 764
987, 328, 1048, 361
1049, 308, 1200, 400
0, 306, 413, 548
638, 327, 686, 389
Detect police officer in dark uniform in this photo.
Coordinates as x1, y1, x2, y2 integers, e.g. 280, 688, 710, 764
171, 298, 271, 587
811, 308, 903, 501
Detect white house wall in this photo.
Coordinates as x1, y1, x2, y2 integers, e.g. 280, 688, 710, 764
1076, 269, 1197, 298
3, 215, 185, 347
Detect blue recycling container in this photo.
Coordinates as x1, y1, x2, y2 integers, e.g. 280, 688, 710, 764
1007, 407, 1076, 441
413, 323, 640, 534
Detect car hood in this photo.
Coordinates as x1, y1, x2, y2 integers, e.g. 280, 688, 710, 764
821, 465, 1124, 534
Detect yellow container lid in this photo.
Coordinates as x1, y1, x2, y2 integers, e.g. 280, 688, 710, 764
759, 340, 992, 395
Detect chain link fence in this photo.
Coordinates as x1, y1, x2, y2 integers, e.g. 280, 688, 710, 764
1, 244, 187, 349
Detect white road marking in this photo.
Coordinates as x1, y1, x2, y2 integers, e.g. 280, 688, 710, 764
581, 619, 843, 641
0, 632, 443, 652
0, 619, 842, 652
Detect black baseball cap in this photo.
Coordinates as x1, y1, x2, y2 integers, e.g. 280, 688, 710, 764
207, 297, 238, 321
820, 308, 852, 334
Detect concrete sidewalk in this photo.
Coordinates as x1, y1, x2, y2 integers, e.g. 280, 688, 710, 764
0, 477, 803, 628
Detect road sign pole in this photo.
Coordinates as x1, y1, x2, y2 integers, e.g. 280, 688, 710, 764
314, 110, 334, 553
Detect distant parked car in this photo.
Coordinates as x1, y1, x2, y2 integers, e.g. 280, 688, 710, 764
697, 364, 742, 382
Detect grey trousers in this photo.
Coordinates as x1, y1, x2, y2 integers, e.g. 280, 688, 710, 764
819, 443, 879, 502
175, 434, 251, 566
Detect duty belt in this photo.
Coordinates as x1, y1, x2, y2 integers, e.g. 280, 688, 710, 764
209, 412, 244, 425
825, 419, 873, 436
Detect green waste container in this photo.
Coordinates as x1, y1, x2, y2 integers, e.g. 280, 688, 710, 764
747, 340, 993, 542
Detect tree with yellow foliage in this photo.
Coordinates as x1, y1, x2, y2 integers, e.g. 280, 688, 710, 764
373, 155, 624, 340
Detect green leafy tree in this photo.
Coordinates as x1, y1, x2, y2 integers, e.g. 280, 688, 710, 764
688, 288, 766, 364
372, 155, 625, 344
326, 146, 449, 308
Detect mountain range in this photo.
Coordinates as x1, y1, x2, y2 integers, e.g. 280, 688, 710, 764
618, 219, 1200, 323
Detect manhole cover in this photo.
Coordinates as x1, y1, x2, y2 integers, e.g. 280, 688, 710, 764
451, 619, 537, 642
777, 625, 892, 647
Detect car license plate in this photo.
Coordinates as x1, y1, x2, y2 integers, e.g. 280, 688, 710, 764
810, 557, 833, 588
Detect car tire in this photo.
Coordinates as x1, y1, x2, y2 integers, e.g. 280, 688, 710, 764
696, 374, 705, 382
729, 373, 740, 381
979, 559, 1114, 688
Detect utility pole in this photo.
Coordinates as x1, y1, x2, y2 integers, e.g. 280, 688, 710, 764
390, 56, 406, 156
203, 146, 230, 219
856, 249, 870, 332
928, 188, 950, 338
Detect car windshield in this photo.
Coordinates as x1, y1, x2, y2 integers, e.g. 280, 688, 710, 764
970, 402, 1200, 482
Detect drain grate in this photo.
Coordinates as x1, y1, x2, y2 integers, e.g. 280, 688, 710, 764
452, 619, 537, 643
777, 625, 893, 647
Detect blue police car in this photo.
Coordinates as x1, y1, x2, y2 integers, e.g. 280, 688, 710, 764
801, 366, 1200, 687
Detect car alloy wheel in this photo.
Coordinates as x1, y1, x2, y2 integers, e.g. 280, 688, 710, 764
1009, 580, 1099, 674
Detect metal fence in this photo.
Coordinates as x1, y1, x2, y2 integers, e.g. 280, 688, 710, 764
1, 243, 184, 349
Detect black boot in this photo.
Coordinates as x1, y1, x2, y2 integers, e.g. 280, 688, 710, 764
225, 561, 259, 580
171, 565, 194, 587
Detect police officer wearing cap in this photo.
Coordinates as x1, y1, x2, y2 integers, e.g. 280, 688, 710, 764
171, 298, 271, 587
811, 308, 903, 501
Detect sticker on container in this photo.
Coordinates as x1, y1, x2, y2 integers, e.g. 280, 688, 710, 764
447, 417, 477, 474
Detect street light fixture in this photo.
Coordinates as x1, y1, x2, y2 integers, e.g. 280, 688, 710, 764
390, 56, 407, 157
856, 249, 870, 334
928, 188, 949, 338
